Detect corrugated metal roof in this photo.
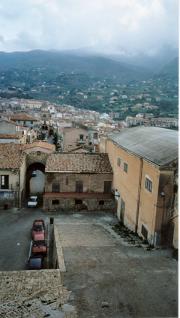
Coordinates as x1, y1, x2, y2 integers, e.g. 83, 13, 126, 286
108, 127, 178, 166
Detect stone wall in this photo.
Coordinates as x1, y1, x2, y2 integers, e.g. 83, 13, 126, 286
44, 196, 115, 212
45, 172, 113, 193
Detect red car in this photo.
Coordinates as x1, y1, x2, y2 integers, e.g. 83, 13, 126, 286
33, 219, 45, 229
31, 219, 45, 240
32, 240, 47, 256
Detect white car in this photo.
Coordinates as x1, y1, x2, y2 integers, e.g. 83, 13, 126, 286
27, 196, 38, 208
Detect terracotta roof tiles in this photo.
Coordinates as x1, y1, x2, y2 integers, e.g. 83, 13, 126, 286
0, 144, 25, 169
46, 153, 112, 173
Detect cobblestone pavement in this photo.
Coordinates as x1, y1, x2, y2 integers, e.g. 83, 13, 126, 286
54, 213, 178, 318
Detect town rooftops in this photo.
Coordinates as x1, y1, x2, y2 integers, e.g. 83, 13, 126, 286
46, 153, 112, 173
0, 133, 22, 139
10, 113, 38, 121
108, 127, 178, 166
0, 144, 25, 169
24, 141, 55, 151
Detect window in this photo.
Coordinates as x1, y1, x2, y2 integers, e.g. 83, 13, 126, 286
117, 158, 121, 167
75, 199, 82, 205
52, 182, 60, 192
104, 181, 112, 193
99, 200, 104, 205
76, 181, 83, 193
52, 200, 59, 205
141, 224, 148, 240
0, 175, 9, 189
145, 178, 152, 192
123, 163, 128, 173
66, 177, 68, 185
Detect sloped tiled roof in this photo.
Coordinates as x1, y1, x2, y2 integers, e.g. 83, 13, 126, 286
24, 141, 55, 151
0, 134, 22, 139
108, 127, 178, 166
0, 144, 25, 169
46, 153, 112, 173
10, 113, 38, 121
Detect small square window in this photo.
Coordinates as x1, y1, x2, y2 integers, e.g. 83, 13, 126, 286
52, 200, 59, 205
75, 199, 82, 205
99, 200, 104, 205
145, 178, 152, 192
123, 163, 128, 173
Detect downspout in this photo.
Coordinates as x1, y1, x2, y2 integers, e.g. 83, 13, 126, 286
18, 168, 21, 208
135, 157, 143, 233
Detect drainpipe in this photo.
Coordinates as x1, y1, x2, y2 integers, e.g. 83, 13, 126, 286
135, 157, 143, 233
18, 168, 21, 209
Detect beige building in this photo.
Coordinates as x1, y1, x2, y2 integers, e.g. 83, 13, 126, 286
43, 153, 114, 211
104, 127, 178, 247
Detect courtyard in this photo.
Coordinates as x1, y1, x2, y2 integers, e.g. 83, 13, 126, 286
0, 209, 178, 317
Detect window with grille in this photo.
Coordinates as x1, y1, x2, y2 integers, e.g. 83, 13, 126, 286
52, 182, 60, 192
0, 175, 9, 189
145, 178, 152, 192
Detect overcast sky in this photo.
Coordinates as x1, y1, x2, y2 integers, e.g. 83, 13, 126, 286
0, 0, 178, 55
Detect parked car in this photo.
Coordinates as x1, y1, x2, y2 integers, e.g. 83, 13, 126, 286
32, 240, 47, 256
27, 255, 44, 270
27, 196, 38, 208
32, 171, 37, 177
33, 219, 45, 229
33, 231, 45, 241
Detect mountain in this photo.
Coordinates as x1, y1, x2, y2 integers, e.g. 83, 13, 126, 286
102, 46, 178, 73
0, 50, 151, 82
158, 57, 178, 79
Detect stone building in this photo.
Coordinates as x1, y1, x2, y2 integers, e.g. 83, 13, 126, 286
43, 153, 115, 211
103, 127, 178, 247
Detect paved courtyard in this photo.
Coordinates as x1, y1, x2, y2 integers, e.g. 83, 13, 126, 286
0, 209, 178, 318
55, 213, 178, 318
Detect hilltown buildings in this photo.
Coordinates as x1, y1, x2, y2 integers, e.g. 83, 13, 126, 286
102, 127, 178, 247
0, 97, 178, 249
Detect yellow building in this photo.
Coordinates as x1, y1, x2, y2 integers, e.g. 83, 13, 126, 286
104, 127, 178, 246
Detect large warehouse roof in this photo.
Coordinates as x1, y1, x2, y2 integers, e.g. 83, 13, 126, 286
108, 127, 178, 166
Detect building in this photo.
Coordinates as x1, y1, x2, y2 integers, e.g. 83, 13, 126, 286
43, 153, 115, 211
103, 127, 178, 246
10, 113, 39, 129
0, 144, 26, 208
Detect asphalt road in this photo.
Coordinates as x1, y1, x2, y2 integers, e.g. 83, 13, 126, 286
0, 208, 49, 271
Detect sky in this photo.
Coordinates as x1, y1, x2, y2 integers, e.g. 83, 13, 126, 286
0, 0, 178, 55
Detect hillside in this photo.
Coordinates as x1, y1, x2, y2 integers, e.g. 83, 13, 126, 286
0, 50, 150, 82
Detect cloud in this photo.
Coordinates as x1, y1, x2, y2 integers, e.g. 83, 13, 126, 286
0, 0, 178, 54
